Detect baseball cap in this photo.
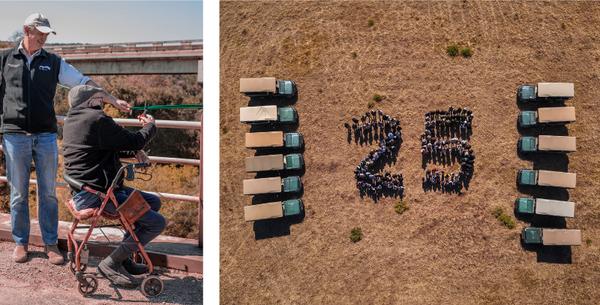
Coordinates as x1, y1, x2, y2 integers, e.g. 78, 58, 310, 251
68, 85, 105, 108
24, 13, 56, 35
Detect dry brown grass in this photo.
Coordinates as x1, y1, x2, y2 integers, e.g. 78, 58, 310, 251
220, 1, 600, 304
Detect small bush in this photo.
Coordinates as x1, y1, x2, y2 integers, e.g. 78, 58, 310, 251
367, 19, 374, 27
394, 201, 408, 215
561, 22, 567, 30
350, 227, 363, 243
460, 46, 473, 58
586, 238, 592, 246
351, 51, 357, 59
446, 44, 459, 57
367, 101, 375, 109
372, 94, 384, 102
222, 126, 228, 134
492, 207, 515, 229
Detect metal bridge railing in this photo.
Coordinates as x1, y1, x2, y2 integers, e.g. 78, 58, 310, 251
0, 113, 203, 244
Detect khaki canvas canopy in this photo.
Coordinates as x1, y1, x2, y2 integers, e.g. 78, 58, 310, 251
537, 170, 576, 188
244, 202, 283, 221
538, 135, 577, 152
239, 77, 277, 93
240, 106, 278, 122
537, 82, 574, 98
535, 199, 575, 217
245, 131, 284, 148
542, 229, 581, 245
242, 177, 282, 195
245, 154, 284, 172
537, 107, 576, 123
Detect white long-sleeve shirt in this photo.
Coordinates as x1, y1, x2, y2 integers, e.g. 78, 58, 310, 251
18, 41, 90, 88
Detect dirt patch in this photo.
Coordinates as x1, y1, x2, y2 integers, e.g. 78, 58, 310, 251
0, 242, 202, 304
221, 1, 600, 304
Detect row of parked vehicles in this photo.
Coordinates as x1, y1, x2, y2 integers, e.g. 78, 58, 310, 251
515, 82, 581, 246
239, 77, 305, 223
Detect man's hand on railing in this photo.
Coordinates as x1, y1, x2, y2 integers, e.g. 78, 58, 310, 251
138, 114, 155, 126
135, 150, 150, 164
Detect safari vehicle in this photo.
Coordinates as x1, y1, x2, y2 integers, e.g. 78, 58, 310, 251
518, 169, 576, 188
245, 131, 303, 149
517, 82, 574, 103
239, 77, 296, 97
518, 106, 576, 128
239, 105, 298, 124
515, 197, 575, 217
244, 199, 304, 221
242, 176, 302, 195
521, 227, 581, 246
245, 154, 304, 172
518, 135, 576, 153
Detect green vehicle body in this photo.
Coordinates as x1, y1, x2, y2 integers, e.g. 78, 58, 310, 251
518, 169, 537, 186
284, 153, 304, 170
515, 197, 535, 214
522, 227, 543, 244
282, 199, 304, 217
278, 107, 298, 124
519, 111, 538, 127
277, 80, 297, 96
282, 176, 302, 193
517, 85, 537, 103
284, 132, 304, 149
518, 137, 538, 153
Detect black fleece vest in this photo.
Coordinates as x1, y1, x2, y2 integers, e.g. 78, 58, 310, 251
0, 45, 61, 134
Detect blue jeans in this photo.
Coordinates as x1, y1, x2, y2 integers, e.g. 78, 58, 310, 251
72, 187, 166, 252
2, 133, 59, 246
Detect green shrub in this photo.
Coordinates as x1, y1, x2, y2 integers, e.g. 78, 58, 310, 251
492, 207, 515, 229
446, 44, 459, 57
351, 51, 357, 59
394, 201, 408, 215
367, 101, 375, 109
586, 238, 592, 246
367, 19, 374, 27
460, 46, 473, 58
372, 94, 384, 102
350, 227, 363, 243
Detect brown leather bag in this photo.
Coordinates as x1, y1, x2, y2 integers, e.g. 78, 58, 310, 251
117, 190, 151, 223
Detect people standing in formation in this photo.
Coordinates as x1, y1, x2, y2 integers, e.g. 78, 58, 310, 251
420, 107, 475, 193
344, 109, 404, 201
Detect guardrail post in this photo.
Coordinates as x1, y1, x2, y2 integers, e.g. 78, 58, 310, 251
198, 110, 203, 247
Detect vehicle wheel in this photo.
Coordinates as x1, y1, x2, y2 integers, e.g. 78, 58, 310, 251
140, 276, 163, 297
69, 260, 87, 274
77, 274, 98, 297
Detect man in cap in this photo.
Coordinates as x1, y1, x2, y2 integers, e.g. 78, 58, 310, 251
0, 13, 130, 264
62, 85, 165, 288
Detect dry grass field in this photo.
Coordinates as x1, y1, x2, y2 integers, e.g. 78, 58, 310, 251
220, 2, 600, 304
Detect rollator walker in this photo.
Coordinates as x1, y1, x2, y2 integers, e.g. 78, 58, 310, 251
63, 162, 164, 297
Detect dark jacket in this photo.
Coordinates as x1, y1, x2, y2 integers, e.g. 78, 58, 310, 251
62, 104, 156, 192
0, 44, 62, 134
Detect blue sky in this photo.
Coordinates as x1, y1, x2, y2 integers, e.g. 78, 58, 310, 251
0, 1, 202, 43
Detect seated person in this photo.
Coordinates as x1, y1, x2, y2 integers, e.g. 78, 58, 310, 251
62, 85, 166, 288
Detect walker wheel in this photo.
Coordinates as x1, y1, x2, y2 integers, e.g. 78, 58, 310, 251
69, 260, 87, 274
140, 275, 163, 297
77, 274, 98, 297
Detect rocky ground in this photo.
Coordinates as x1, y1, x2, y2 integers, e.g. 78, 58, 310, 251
0, 242, 202, 304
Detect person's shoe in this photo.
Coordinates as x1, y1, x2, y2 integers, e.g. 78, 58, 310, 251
13, 245, 28, 263
45, 245, 65, 265
122, 257, 149, 275
98, 245, 141, 288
